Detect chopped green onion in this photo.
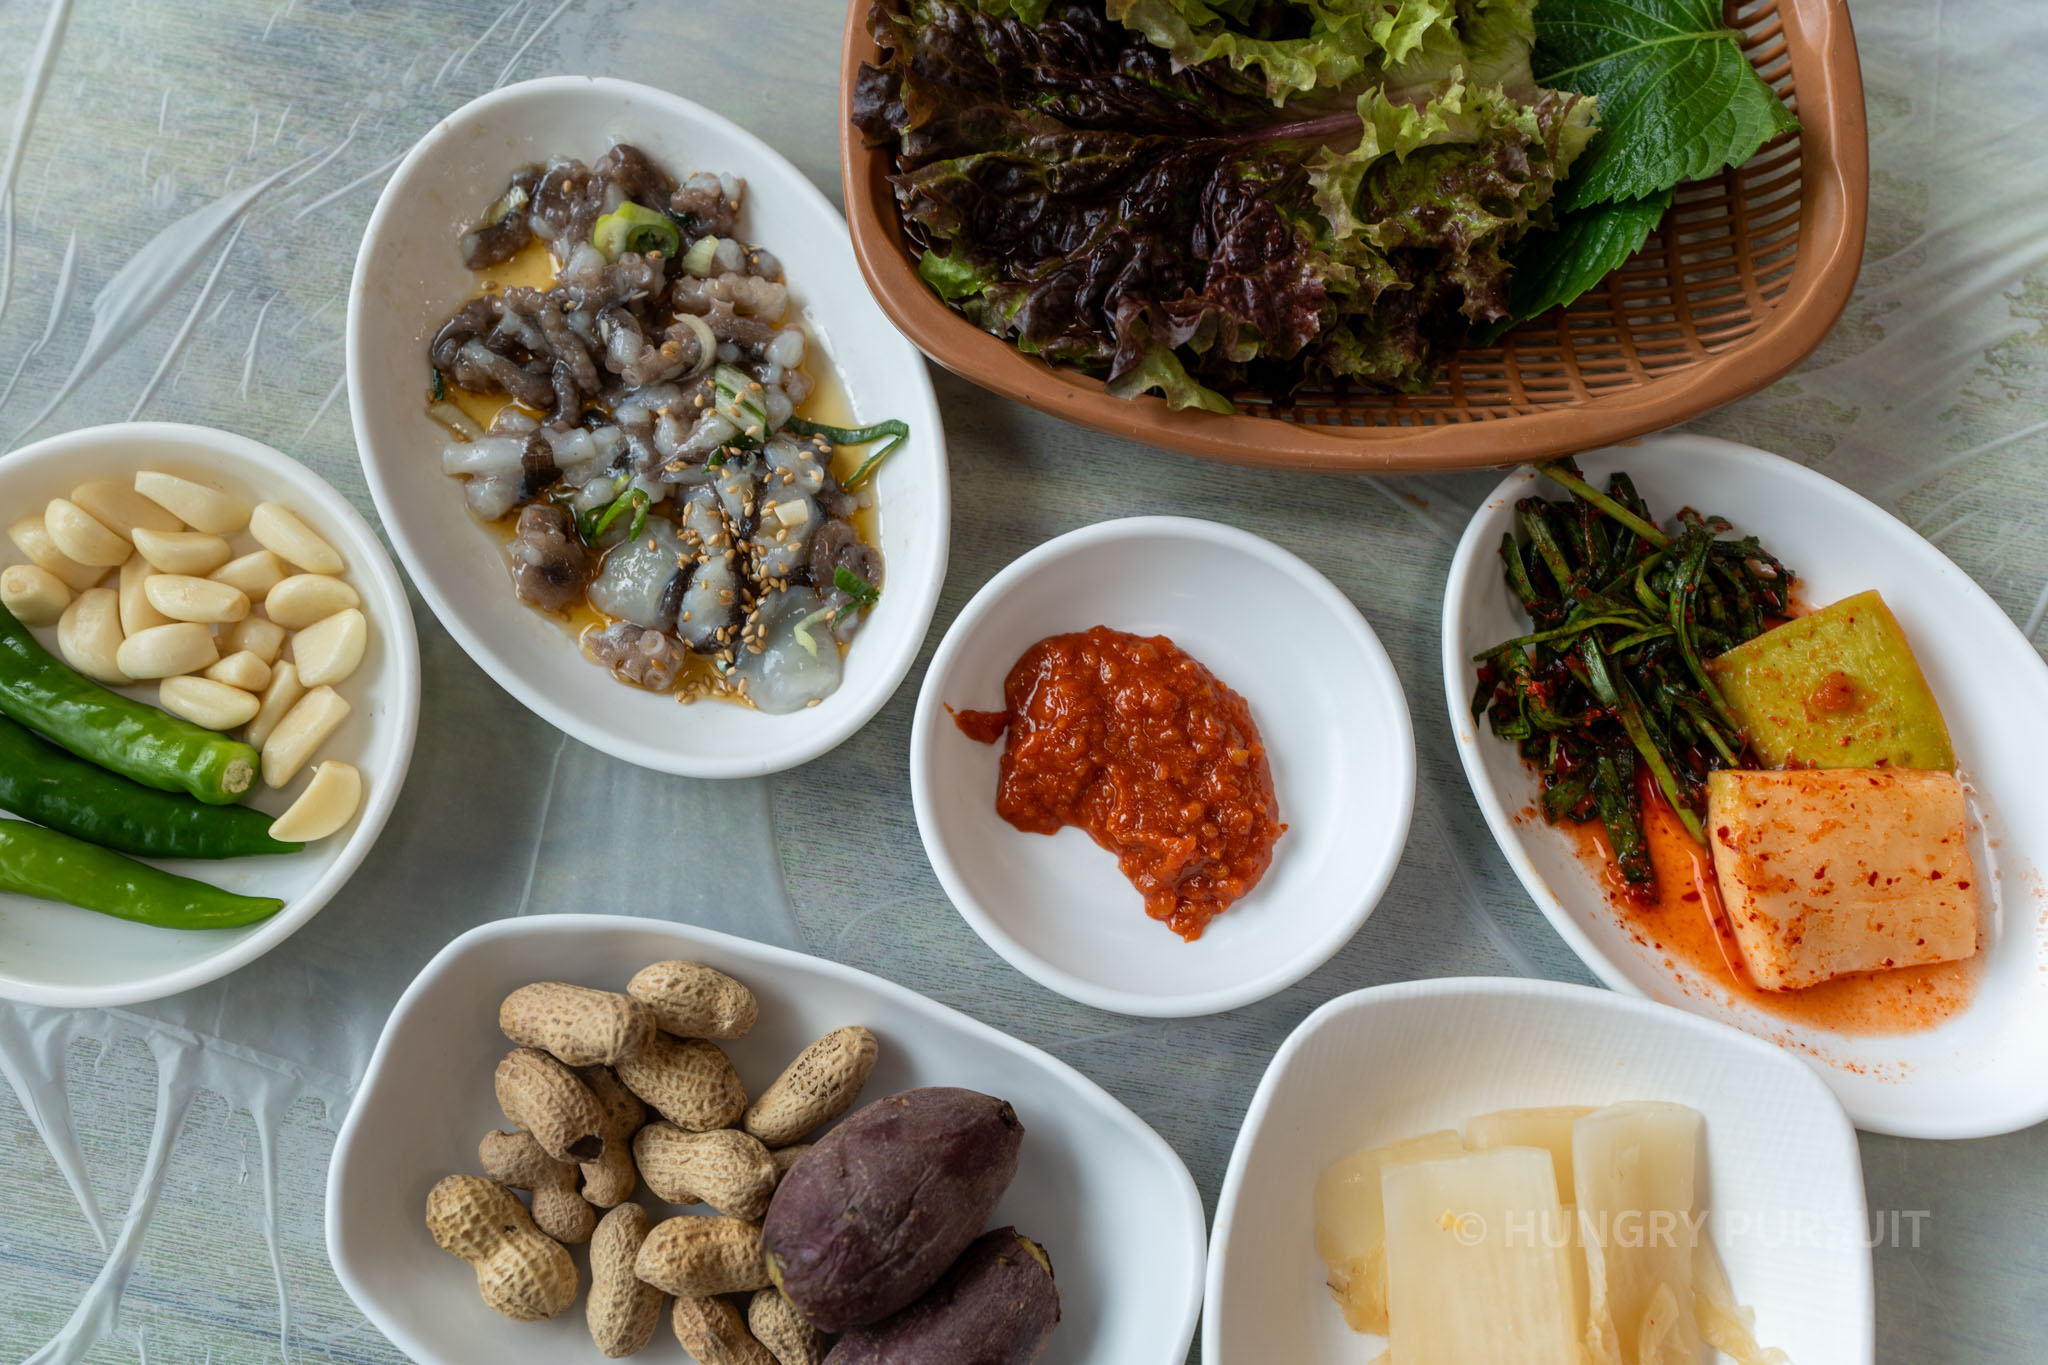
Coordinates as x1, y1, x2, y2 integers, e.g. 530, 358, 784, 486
791, 604, 838, 657
713, 365, 769, 448
681, 235, 719, 278
431, 367, 446, 402
590, 488, 649, 542
577, 479, 650, 544
483, 182, 530, 228
783, 416, 910, 489
426, 401, 484, 442
592, 203, 681, 261
574, 475, 629, 540
833, 566, 880, 610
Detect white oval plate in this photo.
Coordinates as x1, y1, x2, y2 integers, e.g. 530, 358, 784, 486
1206, 977, 1872, 1364
0, 422, 419, 1007
1442, 434, 2048, 1138
911, 517, 1414, 1017
347, 77, 947, 777
325, 914, 1205, 1365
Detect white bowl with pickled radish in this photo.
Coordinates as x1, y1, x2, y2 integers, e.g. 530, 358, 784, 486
1442, 436, 2048, 1138
0, 422, 419, 1008
1206, 977, 1872, 1365
346, 78, 947, 778
910, 517, 1414, 1018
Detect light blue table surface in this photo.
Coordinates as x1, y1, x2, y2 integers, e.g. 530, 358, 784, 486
2, 1, 2044, 1361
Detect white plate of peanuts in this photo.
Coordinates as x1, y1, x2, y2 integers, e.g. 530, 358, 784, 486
0, 421, 419, 1007
326, 914, 1206, 1365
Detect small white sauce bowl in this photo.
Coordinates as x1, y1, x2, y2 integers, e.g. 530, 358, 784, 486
347, 77, 947, 777
910, 517, 1414, 1017
0, 422, 420, 1008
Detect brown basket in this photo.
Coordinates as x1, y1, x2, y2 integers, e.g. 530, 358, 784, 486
839, 0, 1868, 473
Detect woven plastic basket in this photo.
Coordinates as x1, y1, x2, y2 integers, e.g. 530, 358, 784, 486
839, 0, 1868, 473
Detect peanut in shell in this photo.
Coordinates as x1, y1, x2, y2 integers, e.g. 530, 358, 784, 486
743, 1025, 879, 1147
424, 1173, 578, 1322
500, 981, 655, 1066
634, 1214, 772, 1298
627, 959, 758, 1039
615, 1033, 746, 1131
634, 1123, 778, 1220
587, 1203, 665, 1358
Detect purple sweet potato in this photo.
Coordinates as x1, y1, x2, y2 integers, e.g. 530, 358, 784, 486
762, 1087, 1023, 1332
823, 1228, 1059, 1365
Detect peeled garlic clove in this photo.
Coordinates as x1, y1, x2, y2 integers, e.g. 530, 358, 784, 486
44, 499, 133, 568
1, 564, 72, 626
261, 685, 350, 788
223, 615, 287, 664
57, 588, 131, 685
209, 549, 287, 598
159, 675, 262, 731
265, 573, 359, 629
203, 649, 273, 693
118, 554, 172, 634
291, 608, 367, 687
132, 527, 232, 576
8, 515, 104, 591
134, 470, 251, 535
249, 502, 343, 574
267, 761, 362, 842
245, 661, 305, 751
115, 622, 219, 680
71, 479, 182, 541
144, 574, 251, 625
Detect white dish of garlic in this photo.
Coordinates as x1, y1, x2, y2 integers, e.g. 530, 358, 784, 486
0, 422, 419, 1008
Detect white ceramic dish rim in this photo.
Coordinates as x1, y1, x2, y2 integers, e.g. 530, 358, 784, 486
345, 76, 949, 778
0, 421, 421, 1008
1203, 974, 1876, 1363
909, 515, 1417, 1018
1439, 434, 2048, 1139
324, 912, 1208, 1364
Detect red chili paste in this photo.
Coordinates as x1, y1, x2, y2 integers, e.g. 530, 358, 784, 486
950, 625, 1284, 941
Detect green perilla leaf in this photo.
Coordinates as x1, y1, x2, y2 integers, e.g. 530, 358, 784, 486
1533, 0, 1799, 211
1505, 186, 1673, 325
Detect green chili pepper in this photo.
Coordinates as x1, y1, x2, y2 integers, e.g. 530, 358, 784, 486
0, 716, 299, 859
0, 604, 258, 805
592, 203, 681, 261
0, 820, 284, 929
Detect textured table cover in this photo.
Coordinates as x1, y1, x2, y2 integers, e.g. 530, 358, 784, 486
2, 2, 2045, 1361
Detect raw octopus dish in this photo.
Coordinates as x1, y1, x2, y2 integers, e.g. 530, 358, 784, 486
428, 144, 907, 713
